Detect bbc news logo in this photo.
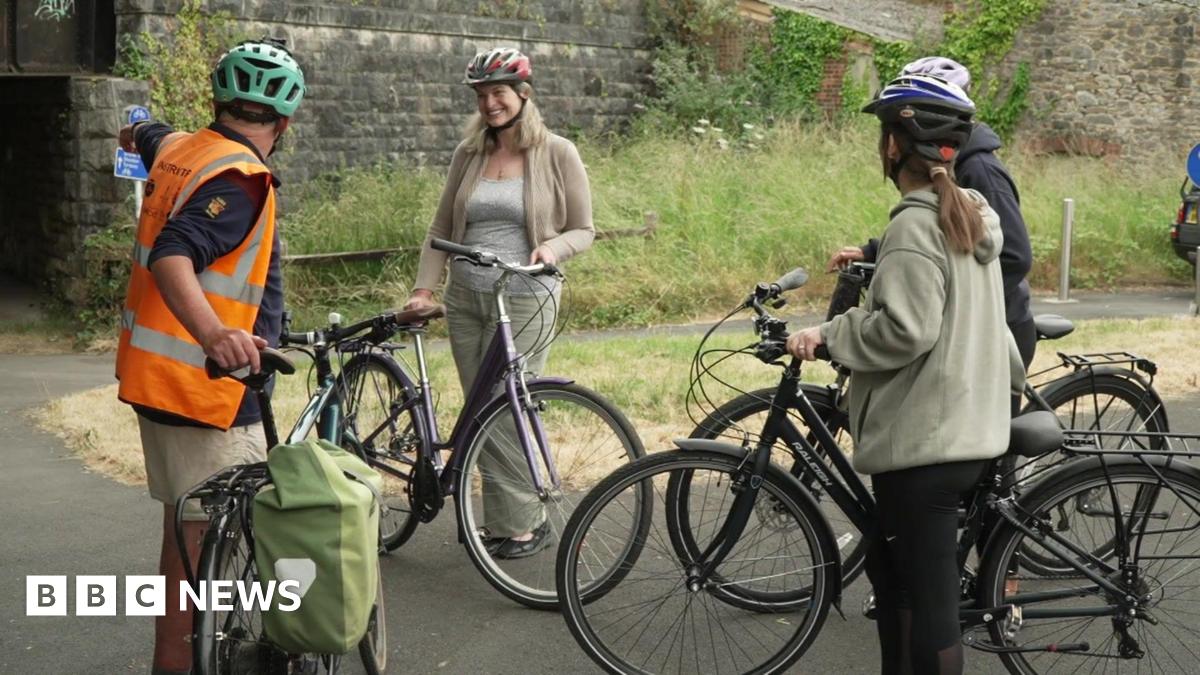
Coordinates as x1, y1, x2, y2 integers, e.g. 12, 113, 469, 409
26, 575, 304, 616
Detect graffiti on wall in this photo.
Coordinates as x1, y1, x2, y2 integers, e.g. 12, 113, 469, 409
34, 0, 76, 21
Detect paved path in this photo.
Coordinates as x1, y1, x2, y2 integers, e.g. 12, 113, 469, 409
1, 289, 1197, 674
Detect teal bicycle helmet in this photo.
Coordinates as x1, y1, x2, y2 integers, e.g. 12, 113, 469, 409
211, 38, 305, 118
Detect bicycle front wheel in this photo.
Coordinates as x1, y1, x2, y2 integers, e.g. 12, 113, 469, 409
979, 459, 1200, 674
688, 385, 868, 588
339, 352, 423, 551
456, 382, 647, 610
557, 449, 837, 675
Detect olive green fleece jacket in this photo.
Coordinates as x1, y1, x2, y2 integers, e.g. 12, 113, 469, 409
821, 189, 1024, 475
414, 134, 595, 292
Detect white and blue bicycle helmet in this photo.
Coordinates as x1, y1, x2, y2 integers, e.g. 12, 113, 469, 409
863, 74, 976, 167
900, 56, 971, 91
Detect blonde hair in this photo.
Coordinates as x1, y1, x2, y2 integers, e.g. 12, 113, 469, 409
462, 82, 548, 154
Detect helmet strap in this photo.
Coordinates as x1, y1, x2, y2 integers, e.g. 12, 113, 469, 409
888, 149, 912, 187
486, 95, 527, 136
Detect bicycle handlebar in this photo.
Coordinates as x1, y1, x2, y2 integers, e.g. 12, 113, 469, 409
430, 237, 560, 278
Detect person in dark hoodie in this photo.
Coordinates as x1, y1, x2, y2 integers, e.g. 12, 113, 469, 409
828, 56, 1036, 377
790, 74, 1023, 674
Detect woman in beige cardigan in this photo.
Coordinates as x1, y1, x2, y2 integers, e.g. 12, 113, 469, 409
403, 47, 594, 558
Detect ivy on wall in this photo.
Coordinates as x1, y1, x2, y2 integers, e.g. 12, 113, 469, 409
641, 0, 1048, 140
113, 0, 238, 130
752, 10, 850, 116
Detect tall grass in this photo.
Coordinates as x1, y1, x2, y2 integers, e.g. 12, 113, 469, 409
279, 120, 1192, 331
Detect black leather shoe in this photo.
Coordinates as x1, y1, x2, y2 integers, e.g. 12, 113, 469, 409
490, 521, 552, 560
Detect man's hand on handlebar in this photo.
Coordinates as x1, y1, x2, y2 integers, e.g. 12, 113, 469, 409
787, 326, 826, 362
826, 246, 865, 273
201, 326, 267, 373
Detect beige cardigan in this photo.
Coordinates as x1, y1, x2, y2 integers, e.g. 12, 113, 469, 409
413, 133, 595, 292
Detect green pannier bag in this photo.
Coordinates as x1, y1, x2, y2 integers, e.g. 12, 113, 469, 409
253, 438, 382, 655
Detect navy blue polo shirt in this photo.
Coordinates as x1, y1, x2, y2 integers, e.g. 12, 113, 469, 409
131, 122, 284, 428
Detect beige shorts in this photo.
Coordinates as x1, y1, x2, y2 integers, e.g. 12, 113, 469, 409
137, 416, 267, 521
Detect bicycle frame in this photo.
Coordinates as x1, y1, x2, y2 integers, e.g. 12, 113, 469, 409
355, 267, 567, 500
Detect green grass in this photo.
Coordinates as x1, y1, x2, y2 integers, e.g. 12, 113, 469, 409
279, 119, 1194, 331
40, 315, 1200, 486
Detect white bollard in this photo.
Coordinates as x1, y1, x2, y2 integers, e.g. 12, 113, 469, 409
1048, 198, 1078, 304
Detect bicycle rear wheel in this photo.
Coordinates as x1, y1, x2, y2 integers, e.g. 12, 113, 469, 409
456, 382, 647, 610
1016, 373, 1170, 576
687, 386, 867, 587
557, 449, 837, 675
339, 352, 422, 551
978, 459, 1200, 674
193, 513, 289, 675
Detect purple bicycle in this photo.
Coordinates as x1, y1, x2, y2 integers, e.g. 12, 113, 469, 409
336, 237, 649, 610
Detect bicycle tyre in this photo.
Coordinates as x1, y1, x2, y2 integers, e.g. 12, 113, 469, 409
557, 449, 838, 675
978, 458, 1200, 674
193, 514, 288, 675
686, 385, 868, 588
456, 382, 648, 610
339, 352, 423, 551
358, 561, 387, 675
1017, 373, 1169, 576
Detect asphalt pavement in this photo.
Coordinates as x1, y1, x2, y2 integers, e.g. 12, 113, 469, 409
1, 289, 1198, 674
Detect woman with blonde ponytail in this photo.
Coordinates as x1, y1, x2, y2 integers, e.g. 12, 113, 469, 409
787, 74, 1022, 675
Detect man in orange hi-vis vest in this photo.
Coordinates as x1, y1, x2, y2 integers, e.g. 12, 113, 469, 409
115, 37, 304, 675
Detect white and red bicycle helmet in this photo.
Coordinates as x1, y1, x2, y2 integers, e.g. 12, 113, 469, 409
464, 47, 532, 86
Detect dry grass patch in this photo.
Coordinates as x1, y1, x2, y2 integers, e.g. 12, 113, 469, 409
34, 316, 1200, 486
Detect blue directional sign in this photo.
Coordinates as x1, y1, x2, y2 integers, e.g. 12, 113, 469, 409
126, 105, 151, 125
114, 147, 148, 181
1188, 143, 1200, 186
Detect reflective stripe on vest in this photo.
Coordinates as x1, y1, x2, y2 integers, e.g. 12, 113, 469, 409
121, 309, 207, 369
128, 202, 268, 306
170, 152, 264, 218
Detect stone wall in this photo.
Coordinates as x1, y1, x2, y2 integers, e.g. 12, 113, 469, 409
1007, 0, 1198, 159
0, 76, 148, 297
114, 0, 653, 184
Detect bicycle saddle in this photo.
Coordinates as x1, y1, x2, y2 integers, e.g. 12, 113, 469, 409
1007, 410, 1064, 457
393, 304, 446, 325
204, 346, 296, 384
1034, 314, 1074, 340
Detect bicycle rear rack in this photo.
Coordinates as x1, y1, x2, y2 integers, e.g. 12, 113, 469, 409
1058, 351, 1157, 377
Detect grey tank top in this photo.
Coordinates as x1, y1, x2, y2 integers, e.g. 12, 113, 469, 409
453, 177, 558, 295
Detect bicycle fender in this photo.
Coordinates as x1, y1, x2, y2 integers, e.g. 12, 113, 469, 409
1032, 366, 1169, 431
671, 438, 846, 606
525, 375, 574, 387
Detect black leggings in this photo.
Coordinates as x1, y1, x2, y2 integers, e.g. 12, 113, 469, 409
865, 459, 989, 675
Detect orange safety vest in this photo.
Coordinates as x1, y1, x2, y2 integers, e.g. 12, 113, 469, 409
115, 128, 276, 430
